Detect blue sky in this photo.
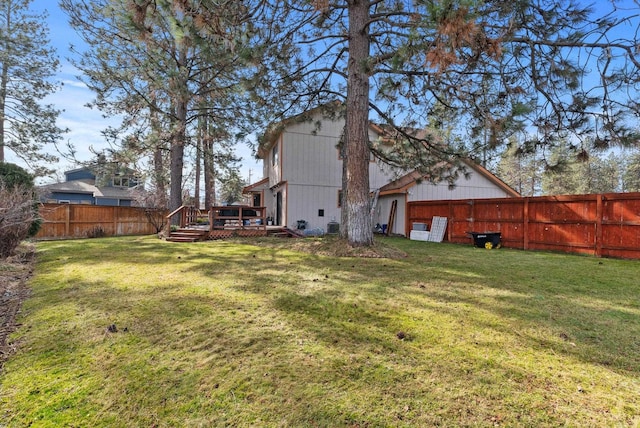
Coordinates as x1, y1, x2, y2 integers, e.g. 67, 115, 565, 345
13, 0, 640, 184
16, 0, 261, 184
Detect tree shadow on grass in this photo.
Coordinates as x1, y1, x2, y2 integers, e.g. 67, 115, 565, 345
19, 236, 640, 426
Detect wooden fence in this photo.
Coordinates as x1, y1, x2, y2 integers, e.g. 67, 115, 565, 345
36, 203, 162, 239
407, 192, 640, 259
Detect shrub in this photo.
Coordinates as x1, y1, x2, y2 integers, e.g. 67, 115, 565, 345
86, 226, 106, 239
0, 163, 40, 258
0, 162, 34, 188
0, 183, 39, 258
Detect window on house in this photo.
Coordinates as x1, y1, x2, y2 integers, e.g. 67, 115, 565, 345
337, 190, 343, 208
318, 209, 324, 217
112, 176, 130, 187
272, 143, 279, 166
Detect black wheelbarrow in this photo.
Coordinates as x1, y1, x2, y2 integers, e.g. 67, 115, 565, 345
466, 231, 501, 249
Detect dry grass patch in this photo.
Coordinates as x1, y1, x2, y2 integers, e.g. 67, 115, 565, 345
237, 235, 408, 259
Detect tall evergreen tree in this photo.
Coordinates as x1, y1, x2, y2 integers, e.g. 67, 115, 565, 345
248, 0, 640, 246
0, 0, 65, 175
60, 0, 260, 218
496, 138, 543, 196
540, 143, 621, 195
622, 149, 640, 192
218, 168, 246, 205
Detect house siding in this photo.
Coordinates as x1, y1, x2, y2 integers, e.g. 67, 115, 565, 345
287, 183, 341, 231
255, 109, 517, 235
408, 172, 511, 202
65, 169, 95, 181
375, 195, 406, 235
47, 192, 93, 204
276, 116, 397, 230
282, 120, 344, 187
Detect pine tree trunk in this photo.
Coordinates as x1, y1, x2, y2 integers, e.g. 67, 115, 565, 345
194, 125, 201, 209
0, 2, 11, 163
149, 92, 167, 208
344, 0, 373, 246
169, 46, 188, 225
340, 126, 348, 239
203, 117, 215, 208
169, 131, 185, 225
169, 96, 187, 225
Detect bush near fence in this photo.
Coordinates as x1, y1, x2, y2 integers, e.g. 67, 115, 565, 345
407, 192, 640, 260
36, 203, 163, 239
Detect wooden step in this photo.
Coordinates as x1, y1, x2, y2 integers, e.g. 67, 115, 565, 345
167, 228, 208, 242
268, 227, 305, 238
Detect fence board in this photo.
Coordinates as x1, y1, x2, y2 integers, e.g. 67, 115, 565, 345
36, 204, 161, 239
407, 192, 640, 260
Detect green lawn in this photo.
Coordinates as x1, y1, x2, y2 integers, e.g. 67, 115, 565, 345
1, 235, 639, 427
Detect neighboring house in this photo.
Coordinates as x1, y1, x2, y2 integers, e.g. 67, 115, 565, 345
243, 108, 520, 236
40, 167, 141, 206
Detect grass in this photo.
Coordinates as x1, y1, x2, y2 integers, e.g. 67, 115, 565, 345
0, 235, 639, 427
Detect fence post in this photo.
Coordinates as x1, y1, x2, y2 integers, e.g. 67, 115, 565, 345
448, 200, 454, 241
595, 194, 603, 257
523, 197, 529, 250
113, 206, 118, 236
65, 204, 70, 237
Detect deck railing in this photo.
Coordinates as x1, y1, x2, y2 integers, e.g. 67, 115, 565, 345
166, 205, 203, 228
209, 206, 266, 231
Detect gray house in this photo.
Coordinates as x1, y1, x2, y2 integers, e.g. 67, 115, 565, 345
244, 108, 519, 236
40, 167, 140, 206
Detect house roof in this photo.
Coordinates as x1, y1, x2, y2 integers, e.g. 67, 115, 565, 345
257, 106, 519, 198
242, 177, 269, 194
41, 179, 137, 200
41, 179, 96, 194
95, 186, 137, 200
258, 104, 439, 160
378, 171, 424, 195
378, 160, 520, 198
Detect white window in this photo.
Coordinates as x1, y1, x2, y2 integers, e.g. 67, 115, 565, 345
112, 176, 130, 187
272, 144, 279, 166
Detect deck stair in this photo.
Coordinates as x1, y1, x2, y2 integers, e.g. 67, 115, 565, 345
167, 227, 208, 242
267, 227, 305, 238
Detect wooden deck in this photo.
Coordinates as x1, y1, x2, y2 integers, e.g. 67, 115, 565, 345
166, 205, 303, 242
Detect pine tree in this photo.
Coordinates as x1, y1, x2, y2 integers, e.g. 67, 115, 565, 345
60, 0, 260, 218
622, 149, 640, 192
218, 169, 246, 205
0, 0, 65, 175
496, 139, 543, 196
249, 1, 640, 246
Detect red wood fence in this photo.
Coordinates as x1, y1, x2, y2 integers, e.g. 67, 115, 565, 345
36, 203, 162, 239
407, 193, 640, 259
